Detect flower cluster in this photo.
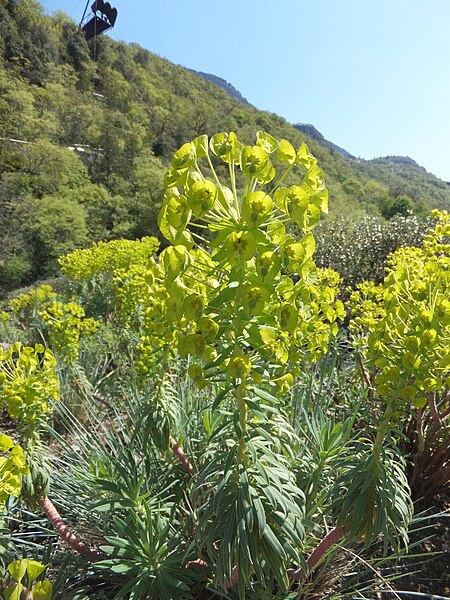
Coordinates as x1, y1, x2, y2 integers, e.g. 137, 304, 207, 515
0, 433, 29, 507
349, 210, 450, 407
0, 342, 60, 426
153, 131, 343, 388
39, 302, 100, 365
8, 285, 57, 321
59, 236, 160, 284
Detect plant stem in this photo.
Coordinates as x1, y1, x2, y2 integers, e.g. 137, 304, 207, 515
229, 158, 239, 213
372, 401, 394, 461
271, 163, 294, 194
357, 353, 374, 401
236, 383, 247, 462
288, 526, 346, 580
169, 436, 196, 475
427, 391, 443, 428
39, 496, 105, 561
372, 382, 404, 461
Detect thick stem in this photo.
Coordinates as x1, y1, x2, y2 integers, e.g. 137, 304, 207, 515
39, 496, 105, 562
288, 526, 346, 580
169, 436, 196, 476
373, 380, 407, 462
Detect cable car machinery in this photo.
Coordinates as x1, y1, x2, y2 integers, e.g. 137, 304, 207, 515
79, 0, 118, 42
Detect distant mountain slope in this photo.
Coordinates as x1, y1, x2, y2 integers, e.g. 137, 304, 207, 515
188, 69, 251, 105
293, 123, 355, 158
192, 72, 450, 211
352, 155, 450, 211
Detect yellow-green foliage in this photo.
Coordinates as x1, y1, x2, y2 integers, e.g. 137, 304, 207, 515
138, 131, 345, 388
349, 209, 450, 408
39, 302, 100, 365
8, 285, 57, 319
0, 342, 60, 425
112, 261, 164, 329
59, 236, 160, 284
4, 559, 52, 600
0, 433, 29, 507
134, 248, 219, 377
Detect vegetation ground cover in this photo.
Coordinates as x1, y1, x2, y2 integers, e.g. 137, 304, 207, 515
1, 1, 450, 598
1, 130, 449, 599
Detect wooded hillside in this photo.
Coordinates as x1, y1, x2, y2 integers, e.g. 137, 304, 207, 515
1, 0, 448, 294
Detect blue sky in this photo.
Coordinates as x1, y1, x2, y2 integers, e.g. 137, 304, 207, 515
41, 0, 450, 181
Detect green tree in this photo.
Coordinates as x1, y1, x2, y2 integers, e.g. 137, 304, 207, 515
22, 194, 89, 277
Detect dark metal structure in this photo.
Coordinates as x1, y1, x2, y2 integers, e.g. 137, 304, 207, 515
80, 0, 118, 40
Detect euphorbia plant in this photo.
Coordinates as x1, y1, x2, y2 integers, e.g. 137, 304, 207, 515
349, 209, 450, 499
0, 338, 104, 570
2, 559, 52, 600
133, 131, 345, 594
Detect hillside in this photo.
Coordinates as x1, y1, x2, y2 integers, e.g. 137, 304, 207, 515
353, 155, 450, 210
293, 123, 355, 158
1, 0, 449, 295
188, 68, 251, 105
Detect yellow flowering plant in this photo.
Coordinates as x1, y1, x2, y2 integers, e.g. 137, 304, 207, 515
348, 209, 450, 499
140, 131, 345, 594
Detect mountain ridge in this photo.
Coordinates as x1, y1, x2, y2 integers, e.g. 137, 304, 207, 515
192, 73, 445, 186
187, 68, 251, 105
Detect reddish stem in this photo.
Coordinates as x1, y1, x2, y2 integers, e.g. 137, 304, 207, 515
38, 496, 105, 562
288, 526, 345, 581
186, 558, 208, 569
170, 436, 196, 476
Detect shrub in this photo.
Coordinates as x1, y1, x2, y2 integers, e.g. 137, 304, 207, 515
314, 213, 431, 288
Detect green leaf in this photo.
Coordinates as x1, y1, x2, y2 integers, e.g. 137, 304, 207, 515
241, 145, 269, 177
256, 131, 279, 154
8, 559, 28, 583
4, 583, 24, 600
302, 232, 316, 259
241, 191, 272, 227
253, 496, 267, 537
209, 285, 237, 308
31, 580, 53, 600
413, 395, 427, 409
251, 387, 278, 403
0, 434, 14, 451
111, 563, 134, 574
267, 219, 286, 244
212, 388, 229, 411
277, 139, 296, 164
26, 561, 46, 582
210, 132, 240, 164
193, 134, 209, 157
295, 142, 316, 168
172, 142, 196, 170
